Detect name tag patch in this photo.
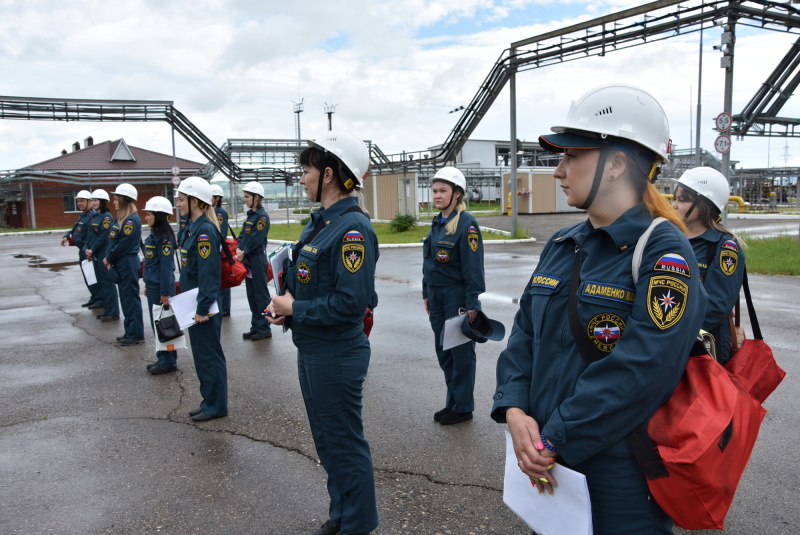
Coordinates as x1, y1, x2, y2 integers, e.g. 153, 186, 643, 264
582, 281, 635, 304
530, 274, 561, 289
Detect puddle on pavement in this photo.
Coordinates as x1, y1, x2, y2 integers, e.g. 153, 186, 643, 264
13, 254, 78, 272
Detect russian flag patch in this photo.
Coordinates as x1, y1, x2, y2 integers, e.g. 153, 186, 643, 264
654, 253, 690, 277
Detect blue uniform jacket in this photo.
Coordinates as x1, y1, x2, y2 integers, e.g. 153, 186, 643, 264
86, 211, 116, 256
422, 211, 485, 311
106, 212, 142, 264
177, 214, 190, 246
142, 231, 177, 295
691, 227, 744, 360
215, 206, 229, 237
492, 204, 707, 465
64, 209, 95, 249
283, 197, 379, 350
179, 214, 221, 316
238, 207, 269, 258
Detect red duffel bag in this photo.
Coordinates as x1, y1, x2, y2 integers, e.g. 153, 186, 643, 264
220, 229, 246, 289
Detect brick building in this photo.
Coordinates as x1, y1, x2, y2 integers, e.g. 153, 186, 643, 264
2, 137, 204, 228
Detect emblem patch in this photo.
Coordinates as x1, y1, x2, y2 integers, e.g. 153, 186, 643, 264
144, 246, 155, 259
468, 233, 479, 252
123, 220, 134, 236
530, 274, 561, 289
180, 249, 188, 267
109, 230, 117, 239
297, 261, 311, 284
256, 217, 266, 231
244, 222, 252, 234
436, 250, 450, 263
342, 244, 365, 273
647, 275, 688, 330
162, 244, 172, 257
587, 313, 626, 352
343, 230, 364, 242
721, 239, 739, 252
468, 225, 478, 233
102, 218, 111, 229
654, 253, 690, 277
217, 215, 224, 226
720, 251, 738, 276
197, 234, 211, 259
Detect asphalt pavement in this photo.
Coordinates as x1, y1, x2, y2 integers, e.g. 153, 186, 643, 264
1, 213, 798, 534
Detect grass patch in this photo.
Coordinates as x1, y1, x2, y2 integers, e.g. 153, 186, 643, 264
239, 222, 510, 245
738, 234, 800, 276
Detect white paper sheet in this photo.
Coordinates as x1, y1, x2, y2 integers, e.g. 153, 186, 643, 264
503, 430, 593, 535
169, 288, 219, 329
441, 312, 471, 350
268, 243, 290, 294
151, 304, 187, 352
81, 259, 97, 286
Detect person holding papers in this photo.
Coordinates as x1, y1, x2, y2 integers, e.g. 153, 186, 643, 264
141, 196, 179, 375
84, 189, 119, 321
175, 176, 228, 423
265, 130, 379, 535
62, 189, 100, 308
422, 166, 485, 426
236, 181, 272, 340
491, 85, 706, 534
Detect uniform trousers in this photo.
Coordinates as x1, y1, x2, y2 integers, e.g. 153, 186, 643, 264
297, 334, 378, 535
219, 287, 231, 314
245, 254, 271, 334
426, 284, 477, 413
145, 285, 178, 369
188, 313, 228, 417
568, 452, 673, 535
117, 255, 144, 340
95, 254, 119, 316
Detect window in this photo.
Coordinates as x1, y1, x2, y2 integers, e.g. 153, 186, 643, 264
63, 193, 79, 212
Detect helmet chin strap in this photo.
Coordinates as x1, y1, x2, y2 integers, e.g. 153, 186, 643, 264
683, 198, 699, 222
579, 148, 609, 211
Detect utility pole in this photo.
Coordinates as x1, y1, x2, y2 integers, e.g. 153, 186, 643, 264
323, 102, 337, 131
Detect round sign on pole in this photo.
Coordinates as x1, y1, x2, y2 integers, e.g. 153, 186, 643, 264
171, 166, 180, 176
714, 135, 732, 154
171, 176, 181, 187
716, 112, 732, 132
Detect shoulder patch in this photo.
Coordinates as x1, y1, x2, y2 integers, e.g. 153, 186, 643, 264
162, 243, 172, 257
217, 215, 224, 226
721, 239, 739, 252
342, 244, 365, 273
468, 225, 478, 233
720, 251, 739, 276
102, 218, 111, 229
197, 234, 212, 259
256, 216, 267, 231
343, 230, 364, 242
530, 274, 561, 289
653, 253, 690, 277
123, 221, 134, 236
468, 228, 480, 252
647, 275, 688, 330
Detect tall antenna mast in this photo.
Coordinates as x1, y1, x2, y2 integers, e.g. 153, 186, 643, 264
323, 102, 337, 131
292, 98, 304, 141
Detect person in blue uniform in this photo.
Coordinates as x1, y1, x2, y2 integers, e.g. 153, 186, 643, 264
62, 190, 101, 308
177, 212, 190, 246
175, 176, 228, 423
211, 184, 232, 317
672, 167, 744, 365
266, 130, 379, 535
236, 181, 272, 340
422, 166, 485, 425
141, 196, 179, 375
104, 183, 144, 346
491, 84, 707, 535
84, 189, 119, 321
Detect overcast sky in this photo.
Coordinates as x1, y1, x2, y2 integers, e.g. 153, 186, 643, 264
1, 0, 798, 175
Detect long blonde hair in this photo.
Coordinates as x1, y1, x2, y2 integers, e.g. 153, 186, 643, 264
445, 189, 467, 236
116, 195, 138, 222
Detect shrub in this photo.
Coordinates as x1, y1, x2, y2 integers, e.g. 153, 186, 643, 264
299, 217, 310, 226
389, 213, 417, 232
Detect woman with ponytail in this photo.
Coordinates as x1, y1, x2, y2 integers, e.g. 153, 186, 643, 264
422, 166, 485, 426
492, 84, 706, 534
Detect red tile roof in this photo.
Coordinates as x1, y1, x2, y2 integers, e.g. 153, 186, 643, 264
26, 139, 203, 171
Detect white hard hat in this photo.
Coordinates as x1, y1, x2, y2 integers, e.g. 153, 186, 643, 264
210, 184, 225, 197
177, 176, 213, 205
76, 190, 93, 200
430, 166, 467, 192
113, 183, 138, 201
243, 181, 264, 197
91, 189, 110, 201
144, 196, 174, 214
308, 129, 370, 190
539, 84, 671, 165
675, 167, 730, 212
